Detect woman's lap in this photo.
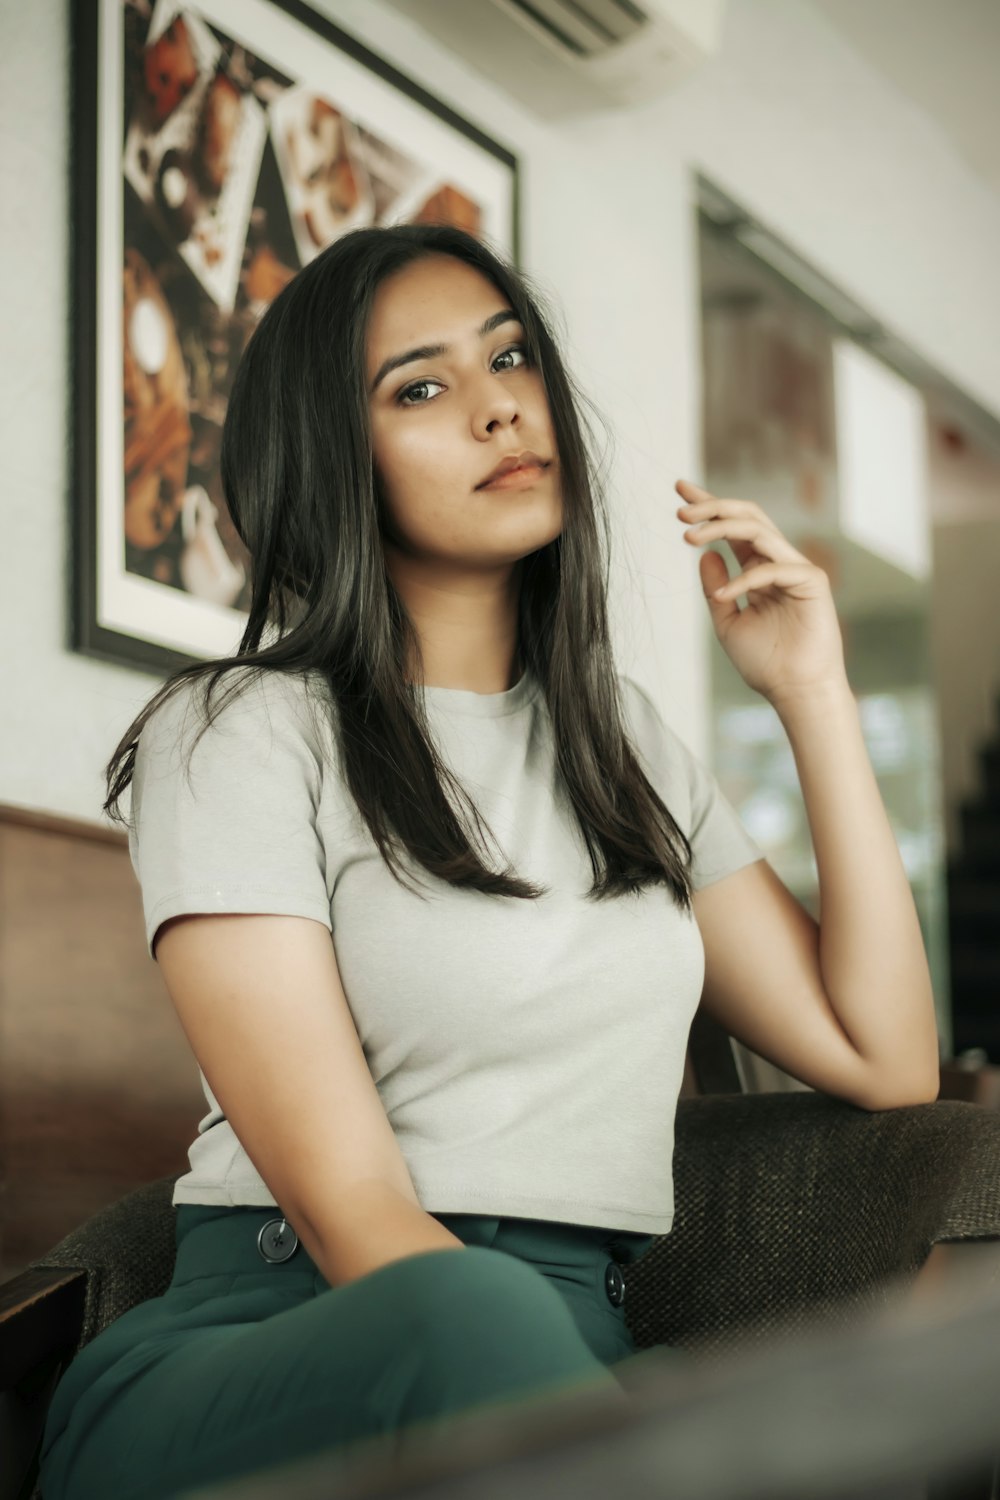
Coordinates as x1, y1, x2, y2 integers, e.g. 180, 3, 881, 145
38, 1207, 664, 1500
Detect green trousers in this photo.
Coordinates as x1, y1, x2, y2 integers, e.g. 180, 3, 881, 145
39, 1204, 673, 1500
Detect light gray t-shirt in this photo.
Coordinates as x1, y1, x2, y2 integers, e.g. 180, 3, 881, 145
128, 664, 764, 1233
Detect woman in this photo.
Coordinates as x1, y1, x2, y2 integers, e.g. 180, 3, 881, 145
39, 223, 939, 1500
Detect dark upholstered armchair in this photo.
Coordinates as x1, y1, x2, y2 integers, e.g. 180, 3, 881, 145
5, 1088, 1000, 1500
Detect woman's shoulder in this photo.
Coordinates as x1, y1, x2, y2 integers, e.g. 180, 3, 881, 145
617, 671, 682, 749
616, 671, 697, 798
140, 664, 337, 761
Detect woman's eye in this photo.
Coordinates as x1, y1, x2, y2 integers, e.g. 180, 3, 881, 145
395, 377, 444, 408
396, 344, 529, 407
492, 343, 528, 373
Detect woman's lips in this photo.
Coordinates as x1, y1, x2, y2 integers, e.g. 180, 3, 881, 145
478, 463, 549, 491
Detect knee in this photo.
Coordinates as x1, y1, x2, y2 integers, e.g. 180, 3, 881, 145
343, 1245, 629, 1445
398, 1245, 591, 1371
405, 1244, 557, 1320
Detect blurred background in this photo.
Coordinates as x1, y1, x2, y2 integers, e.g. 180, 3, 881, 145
2, 0, 999, 1282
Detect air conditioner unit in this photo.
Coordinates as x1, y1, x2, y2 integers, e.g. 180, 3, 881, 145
379, 0, 728, 118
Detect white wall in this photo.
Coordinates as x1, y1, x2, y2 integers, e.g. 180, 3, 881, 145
3, 0, 1000, 829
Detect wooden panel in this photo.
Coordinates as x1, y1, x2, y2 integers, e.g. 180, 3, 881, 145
0, 806, 204, 1281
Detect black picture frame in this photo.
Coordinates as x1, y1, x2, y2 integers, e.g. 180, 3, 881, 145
71, 0, 520, 676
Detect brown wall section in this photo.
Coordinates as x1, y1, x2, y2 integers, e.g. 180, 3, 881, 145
0, 805, 204, 1281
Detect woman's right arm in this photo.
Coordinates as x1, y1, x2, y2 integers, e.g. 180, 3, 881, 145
154, 910, 466, 1289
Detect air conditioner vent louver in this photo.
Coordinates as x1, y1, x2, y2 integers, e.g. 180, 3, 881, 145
380, 0, 726, 118
504, 0, 648, 58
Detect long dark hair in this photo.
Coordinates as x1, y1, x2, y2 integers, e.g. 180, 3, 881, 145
104, 223, 694, 912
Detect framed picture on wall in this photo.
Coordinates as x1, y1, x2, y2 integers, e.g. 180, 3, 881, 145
71, 0, 520, 676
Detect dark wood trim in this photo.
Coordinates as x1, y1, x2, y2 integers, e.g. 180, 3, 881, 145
0, 802, 127, 847
0, 1269, 87, 1392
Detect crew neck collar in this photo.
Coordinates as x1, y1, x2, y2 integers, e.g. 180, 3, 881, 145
417, 666, 540, 718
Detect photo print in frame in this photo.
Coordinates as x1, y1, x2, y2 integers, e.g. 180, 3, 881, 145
72, 0, 520, 674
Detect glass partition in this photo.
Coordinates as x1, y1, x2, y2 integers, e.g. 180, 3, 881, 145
697, 212, 951, 1088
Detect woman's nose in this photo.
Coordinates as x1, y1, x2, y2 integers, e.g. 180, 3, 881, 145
473, 384, 524, 438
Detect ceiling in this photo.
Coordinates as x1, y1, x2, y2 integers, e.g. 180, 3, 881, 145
805, 0, 1000, 200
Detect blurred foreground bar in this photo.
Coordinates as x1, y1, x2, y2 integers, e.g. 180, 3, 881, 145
179, 1250, 1000, 1500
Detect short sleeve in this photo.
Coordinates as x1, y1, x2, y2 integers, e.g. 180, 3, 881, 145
621, 675, 765, 891
666, 722, 766, 890
128, 669, 334, 960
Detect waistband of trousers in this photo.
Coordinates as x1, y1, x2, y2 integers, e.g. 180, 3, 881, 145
171, 1204, 656, 1285
172, 1205, 320, 1283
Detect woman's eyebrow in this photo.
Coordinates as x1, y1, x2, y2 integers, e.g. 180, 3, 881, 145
369, 309, 521, 395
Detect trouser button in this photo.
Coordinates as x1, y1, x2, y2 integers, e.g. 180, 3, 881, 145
604, 1260, 626, 1307
258, 1217, 299, 1263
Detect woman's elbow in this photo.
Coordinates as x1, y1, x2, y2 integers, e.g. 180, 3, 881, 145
852, 1070, 941, 1111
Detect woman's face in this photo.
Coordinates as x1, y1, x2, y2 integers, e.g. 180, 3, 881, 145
365, 254, 563, 576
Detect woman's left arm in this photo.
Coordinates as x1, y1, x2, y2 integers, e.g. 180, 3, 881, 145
675, 479, 940, 1110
